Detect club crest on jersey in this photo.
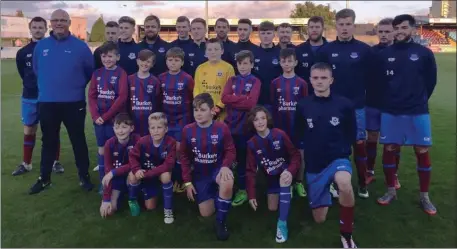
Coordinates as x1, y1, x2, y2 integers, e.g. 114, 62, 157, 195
272, 58, 279, 65
217, 71, 223, 77
388, 57, 396, 62
293, 86, 300, 95
302, 53, 308, 57
110, 76, 118, 84
158, 47, 165, 53
256, 150, 262, 155
245, 83, 252, 92
177, 82, 184, 91
43, 49, 49, 56
128, 53, 136, 60
307, 118, 314, 128
350, 52, 358, 59
410, 54, 419, 61
97, 77, 101, 81
211, 134, 219, 145
189, 53, 195, 57
127, 145, 134, 150
330, 117, 340, 126
273, 140, 281, 150
161, 151, 168, 158
331, 53, 338, 57
146, 84, 155, 93
27, 53, 32, 57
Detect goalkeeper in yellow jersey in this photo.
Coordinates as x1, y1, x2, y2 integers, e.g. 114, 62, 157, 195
194, 38, 235, 121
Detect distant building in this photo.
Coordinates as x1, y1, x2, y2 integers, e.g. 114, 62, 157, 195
430, 0, 456, 18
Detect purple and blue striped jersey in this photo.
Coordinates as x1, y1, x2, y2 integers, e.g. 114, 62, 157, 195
221, 74, 261, 135
270, 75, 308, 141
158, 71, 195, 132
180, 121, 236, 182
128, 73, 162, 136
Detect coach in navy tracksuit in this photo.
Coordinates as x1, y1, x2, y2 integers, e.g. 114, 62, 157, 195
215, 18, 237, 65
29, 9, 94, 195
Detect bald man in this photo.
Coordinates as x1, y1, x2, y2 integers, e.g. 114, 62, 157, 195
29, 9, 94, 194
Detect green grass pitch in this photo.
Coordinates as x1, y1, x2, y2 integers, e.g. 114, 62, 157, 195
1, 54, 456, 247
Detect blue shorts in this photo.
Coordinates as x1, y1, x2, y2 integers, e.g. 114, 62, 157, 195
355, 108, 367, 140
167, 130, 182, 142
112, 175, 128, 192
194, 168, 221, 204
21, 98, 39, 126
306, 158, 352, 209
94, 123, 115, 147
140, 178, 160, 200
266, 175, 281, 195
365, 107, 381, 131
379, 113, 432, 146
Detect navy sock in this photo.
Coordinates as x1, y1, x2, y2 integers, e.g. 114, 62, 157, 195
172, 161, 183, 183
97, 153, 104, 181
162, 181, 173, 210
216, 196, 231, 223
279, 186, 292, 222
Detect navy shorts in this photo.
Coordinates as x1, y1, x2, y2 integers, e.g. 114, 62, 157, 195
112, 175, 128, 192
365, 106, 381, 132
266, 174, 281, 195
21, 98, 39, 126
355, 108, 367, 140
306, 158, 352, 209
380, 113, 432, 146
94, 123, 115, 147
194, 168, 221, 204
141, 177, 160, 200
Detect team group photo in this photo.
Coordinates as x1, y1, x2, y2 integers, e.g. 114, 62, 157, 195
1, 0, 456, 247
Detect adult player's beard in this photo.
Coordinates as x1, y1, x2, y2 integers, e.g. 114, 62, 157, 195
395, 34, 411, 43
146, 33, 158, 41
309, 33, 323, 42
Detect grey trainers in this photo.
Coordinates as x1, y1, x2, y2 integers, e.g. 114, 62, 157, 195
52, 161, 64, 174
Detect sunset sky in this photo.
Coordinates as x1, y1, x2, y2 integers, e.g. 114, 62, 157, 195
1, 1, 432, 28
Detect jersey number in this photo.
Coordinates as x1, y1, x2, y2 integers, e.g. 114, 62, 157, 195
332, 64, 336, 70
302, 62, 309, 68
26, 62, 32, 67
386, 70, 394, 76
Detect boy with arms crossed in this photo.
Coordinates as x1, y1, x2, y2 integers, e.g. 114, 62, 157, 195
127, 112, 176, 223
181, 93, 236, 241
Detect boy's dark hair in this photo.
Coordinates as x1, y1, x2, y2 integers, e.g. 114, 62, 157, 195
235, 50, 254, 64
308, 16, 324, 26
246, 105, 274, 133
114, 112, 134, 126
176, 16, 190, 25
191, 17, 206, 27
279, 48, 297, 60
106, 21, 119, 28
206, 38, 223, 50
335, 8, 356, 22
216, 17, 230, 26
193, 93, 215, 109
310, 62, 333, 75
99, 41, 119, 55
392, 14, 416, 27
277, 22, 292, 30
118, 16, 136, 26
378, 18, 394, 26
144, 15, 161, 27
259, 21, 275, 31
138, 49, 155, 61
238, 18, 252, 26
29, 16, 47, 28
166, 47, 185, 61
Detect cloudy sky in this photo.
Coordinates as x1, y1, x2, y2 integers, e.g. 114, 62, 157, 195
1, 1, 432, 28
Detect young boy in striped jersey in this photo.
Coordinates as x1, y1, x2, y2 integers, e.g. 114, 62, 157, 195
127, 112, 176, 223
99, 113, 140, 218
158, 47, 195, 193
270, 48, 308, 198
181, 93, 236, 241
221, 50, 261, 207
245, 106, 300, 243
88, 42, 128, 193
128, 49, 162, 137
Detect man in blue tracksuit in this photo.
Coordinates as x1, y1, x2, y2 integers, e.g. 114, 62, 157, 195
29, 9, 94, 195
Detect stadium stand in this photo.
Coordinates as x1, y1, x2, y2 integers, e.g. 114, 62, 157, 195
420, 29, 450, 45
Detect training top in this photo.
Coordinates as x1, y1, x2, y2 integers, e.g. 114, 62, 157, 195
33, 32, 94, 102
117, 39, 141, 75
295, 93, 356, 174
374, 40, 437, 115
246, 128, 300, 200
138, 36, 171, 76
16, 40, 38, 99
180, 121, 236, 183
254, 45, 282, 105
